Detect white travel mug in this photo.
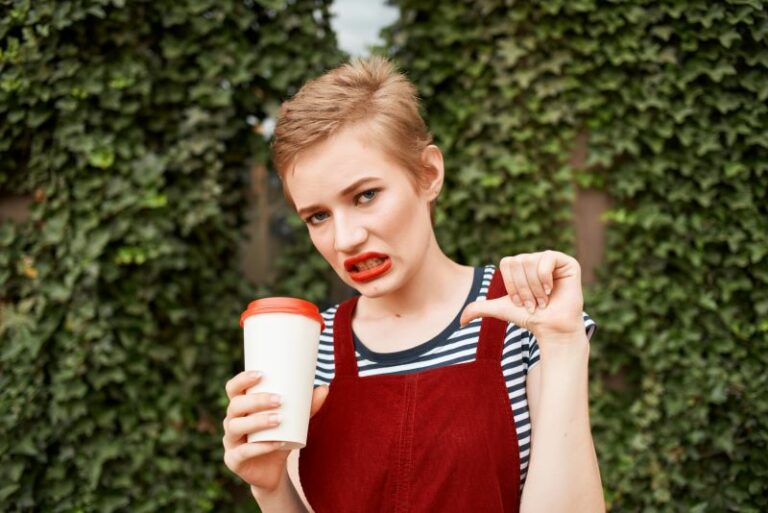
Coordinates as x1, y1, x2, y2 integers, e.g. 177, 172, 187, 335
239, 297, 324, 449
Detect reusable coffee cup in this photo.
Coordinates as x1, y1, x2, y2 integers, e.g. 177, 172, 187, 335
239, 297, 325, 449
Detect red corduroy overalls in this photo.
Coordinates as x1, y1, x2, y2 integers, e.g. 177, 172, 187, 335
299, 269, 521, 512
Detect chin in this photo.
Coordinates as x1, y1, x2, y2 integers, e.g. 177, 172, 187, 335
344, 271, 397, 298
349, 279, 390, 298
356, 284, 391, 298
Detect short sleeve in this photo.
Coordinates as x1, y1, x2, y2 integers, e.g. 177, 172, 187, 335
313, 304, 338, 388
527, 312, 597, 371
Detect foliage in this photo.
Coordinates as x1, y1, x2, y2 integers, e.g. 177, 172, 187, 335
382, 0, 768, 511
3, 0, 767, 511
0, 0, 342, 511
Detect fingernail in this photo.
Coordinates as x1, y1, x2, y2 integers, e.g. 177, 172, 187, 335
544, 286, 552, 295
524, 300, 535, 313
270, 394, 282, 406
269, 413, 282, 424
248, 370, 263, 379
512, 294, 522, 307
537, 297, 547, 309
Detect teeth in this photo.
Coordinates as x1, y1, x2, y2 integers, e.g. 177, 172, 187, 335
355, 257, 386, 272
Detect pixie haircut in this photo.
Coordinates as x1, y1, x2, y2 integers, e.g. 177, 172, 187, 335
271, 56, 437, 221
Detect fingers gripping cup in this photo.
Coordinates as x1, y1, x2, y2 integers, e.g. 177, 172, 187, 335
240, 297, 325, 449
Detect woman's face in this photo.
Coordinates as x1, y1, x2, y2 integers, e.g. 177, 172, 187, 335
285, 124, 440, 297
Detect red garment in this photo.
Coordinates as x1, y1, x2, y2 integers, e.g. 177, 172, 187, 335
299, 269, 521, 512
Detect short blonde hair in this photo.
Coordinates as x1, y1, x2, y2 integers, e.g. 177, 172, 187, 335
271, 56, 436, 220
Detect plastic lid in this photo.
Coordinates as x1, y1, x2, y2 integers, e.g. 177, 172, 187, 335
240, 297, 325, 331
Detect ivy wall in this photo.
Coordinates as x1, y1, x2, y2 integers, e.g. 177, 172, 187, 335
0, 1, 342, 511
2, 0, 767, 512
382, 1, 768, 511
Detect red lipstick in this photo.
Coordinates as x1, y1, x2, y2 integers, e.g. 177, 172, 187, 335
344, 252, 392, 283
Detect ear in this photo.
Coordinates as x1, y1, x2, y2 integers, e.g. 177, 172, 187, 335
420, 144, 445, 202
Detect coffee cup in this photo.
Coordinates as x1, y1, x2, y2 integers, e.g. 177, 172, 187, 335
239, 297, 325, 449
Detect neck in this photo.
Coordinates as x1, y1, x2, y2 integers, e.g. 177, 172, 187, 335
356, 232, 472, 320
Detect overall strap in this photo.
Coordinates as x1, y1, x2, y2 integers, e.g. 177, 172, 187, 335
476, 268, 510, 362
332, 295, 362, 377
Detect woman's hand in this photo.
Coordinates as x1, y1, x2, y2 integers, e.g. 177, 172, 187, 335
459, 250, 585, 341
222, 371, 329, 493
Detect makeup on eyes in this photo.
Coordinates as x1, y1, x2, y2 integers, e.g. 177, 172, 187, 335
303, 188, 381, 225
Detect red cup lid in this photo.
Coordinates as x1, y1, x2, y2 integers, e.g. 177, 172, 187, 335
240, 297, 325, 331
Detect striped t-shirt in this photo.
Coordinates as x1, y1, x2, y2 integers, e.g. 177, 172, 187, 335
313, 264, 597, 486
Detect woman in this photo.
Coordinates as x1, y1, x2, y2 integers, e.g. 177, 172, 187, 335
223, 56, 605, 512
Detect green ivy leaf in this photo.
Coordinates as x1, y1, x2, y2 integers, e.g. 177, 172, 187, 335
88, 148, 115, 169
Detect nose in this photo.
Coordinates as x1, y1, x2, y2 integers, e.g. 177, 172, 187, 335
333, 214, 368, 253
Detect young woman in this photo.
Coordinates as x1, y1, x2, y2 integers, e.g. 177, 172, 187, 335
223, 56, 605, 513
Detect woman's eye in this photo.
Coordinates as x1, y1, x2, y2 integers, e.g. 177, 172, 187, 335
307, 212, 328, 224
304, 189, 380, 225
357, 189, 379, 204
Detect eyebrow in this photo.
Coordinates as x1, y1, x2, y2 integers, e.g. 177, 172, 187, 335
296, 176, 381, 217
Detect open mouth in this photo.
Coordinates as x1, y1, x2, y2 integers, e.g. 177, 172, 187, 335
351, 257, 387, 272
346, 256, 392, 282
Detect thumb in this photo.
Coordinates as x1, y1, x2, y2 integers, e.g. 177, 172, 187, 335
459, 296, 515, 327
309, 385, 329, 418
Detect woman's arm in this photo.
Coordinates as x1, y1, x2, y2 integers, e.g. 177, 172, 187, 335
287, 449, 315, 512
521, 334, 604, 513
460, 250, 606, 513
250, 465, 309, 513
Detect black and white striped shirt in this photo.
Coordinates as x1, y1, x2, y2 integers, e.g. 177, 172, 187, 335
313, 264, 597, 486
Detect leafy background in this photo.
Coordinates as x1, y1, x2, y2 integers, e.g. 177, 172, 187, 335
380, 1, 768, 511
0, 0, 342, 511
1, 0, 766, 511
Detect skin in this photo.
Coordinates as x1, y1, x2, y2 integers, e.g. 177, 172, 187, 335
222, 122, 605, 513
460, 253, 605, 512
287, 122, 475, 331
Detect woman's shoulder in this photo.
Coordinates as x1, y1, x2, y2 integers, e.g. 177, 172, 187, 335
319, 303, 340, 337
